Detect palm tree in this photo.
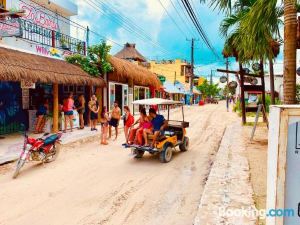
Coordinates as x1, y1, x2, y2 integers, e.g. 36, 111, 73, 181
283, 0, 297, 104
237, 0, 298, 104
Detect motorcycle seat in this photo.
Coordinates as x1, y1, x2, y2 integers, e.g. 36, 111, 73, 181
43, 134, 59, 145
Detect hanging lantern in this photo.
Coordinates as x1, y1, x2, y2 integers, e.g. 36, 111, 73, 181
297, 67, 300, 76
252, 63, 260, 72
251, 78, 258, 85
219, 76, 227, 83
243, 68, 250, 74
229, 81, 238, 88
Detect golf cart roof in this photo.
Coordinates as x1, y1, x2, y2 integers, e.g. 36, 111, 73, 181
132, 98, 183, 105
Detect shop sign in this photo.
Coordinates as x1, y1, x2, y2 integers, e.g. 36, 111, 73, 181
35, 45, 72, 59
0, 18, 22, 37
219, 76, 227, 83
22, 89, 29, 110
158, 75, 166, 84
21, 80, 35, 89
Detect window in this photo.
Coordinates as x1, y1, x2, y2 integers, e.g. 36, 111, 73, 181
181, 65, 185, 76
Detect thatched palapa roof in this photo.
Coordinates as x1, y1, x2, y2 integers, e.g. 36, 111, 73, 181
109, 56, 161, 88
0, 47, 105, 86
114, 43, 147, 62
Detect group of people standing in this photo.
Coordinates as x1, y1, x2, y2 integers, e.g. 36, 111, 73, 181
34, 92, 166, 148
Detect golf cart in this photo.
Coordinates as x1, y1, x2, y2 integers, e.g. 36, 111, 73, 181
124, 98, 189, 163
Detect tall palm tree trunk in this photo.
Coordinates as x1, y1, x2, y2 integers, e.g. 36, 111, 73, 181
284, 0, 297, 104
269, 58, 275, 104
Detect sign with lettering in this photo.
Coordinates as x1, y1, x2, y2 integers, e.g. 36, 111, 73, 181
0, 18, 22, 37
21, 80, 35, 89
35, 45, 72, 59
19, 0, 59, 30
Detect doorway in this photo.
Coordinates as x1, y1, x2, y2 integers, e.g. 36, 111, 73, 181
115, 84, 123, 111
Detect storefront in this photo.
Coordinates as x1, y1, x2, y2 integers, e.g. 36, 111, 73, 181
133, 85, 151, 113
0, 47, 105, 134
108, 82, 128, 113
107, 56, 161, 114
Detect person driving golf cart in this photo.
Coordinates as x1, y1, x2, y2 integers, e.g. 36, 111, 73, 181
143, 108, 168, 148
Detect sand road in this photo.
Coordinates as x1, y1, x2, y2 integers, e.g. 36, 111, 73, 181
0, 103, 238, 225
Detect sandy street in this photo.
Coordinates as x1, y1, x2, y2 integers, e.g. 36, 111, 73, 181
0, 102, 238, 225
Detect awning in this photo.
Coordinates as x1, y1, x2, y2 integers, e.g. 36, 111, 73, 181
184, 83, 201, 95
108, 56, 161, 88
0, 47, 106, 86
163, 80, 185, 94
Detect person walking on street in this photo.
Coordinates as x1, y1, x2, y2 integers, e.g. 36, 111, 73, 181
76, 94, 85, 129
123, 106, 134, 144
108, 101, 121, 141
88, 95, 99, 131
62, 93, 75, 133
100, 106, 109, 145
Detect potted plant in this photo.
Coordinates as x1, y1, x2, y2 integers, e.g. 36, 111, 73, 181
60, 36, 70, 50
76, 42, 83, 53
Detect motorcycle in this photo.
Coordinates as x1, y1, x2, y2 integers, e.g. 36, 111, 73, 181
13, 129, 62, 179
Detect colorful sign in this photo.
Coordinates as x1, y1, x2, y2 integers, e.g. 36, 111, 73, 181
21, 80, 35, 89
0, 18, 22, 37
35, 45, 72, 59
19, 1, 59, 30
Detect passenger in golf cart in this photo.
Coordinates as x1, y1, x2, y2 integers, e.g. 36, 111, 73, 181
143, 108, 168, 148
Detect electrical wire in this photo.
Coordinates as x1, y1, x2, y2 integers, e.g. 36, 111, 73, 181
156, 0, 187, 38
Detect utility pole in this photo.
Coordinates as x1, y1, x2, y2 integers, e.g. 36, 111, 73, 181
226, 58, 229, 112
190, 38, 195, 94
210, 70, 213, 85
174, 71, 177, 85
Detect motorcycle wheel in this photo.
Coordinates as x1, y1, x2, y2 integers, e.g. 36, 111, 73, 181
44, 143, 60, 163
12, 158, 25, 179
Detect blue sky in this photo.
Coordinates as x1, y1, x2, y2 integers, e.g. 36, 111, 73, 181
71, 0, 285, 80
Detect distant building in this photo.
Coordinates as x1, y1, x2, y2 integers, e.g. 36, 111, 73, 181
149, 59, 192, 85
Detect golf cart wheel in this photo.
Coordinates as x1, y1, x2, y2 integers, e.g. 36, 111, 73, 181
179, 137, 189, 152
135, 150, 144, 159
159, 144, 173, 163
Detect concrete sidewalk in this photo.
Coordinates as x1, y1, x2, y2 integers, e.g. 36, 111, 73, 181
194, 122, 257, 225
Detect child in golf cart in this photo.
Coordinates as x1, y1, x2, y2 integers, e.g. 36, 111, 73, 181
143, 108, 168, 148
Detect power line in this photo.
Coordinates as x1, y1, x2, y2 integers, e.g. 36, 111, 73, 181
156, 0, 187, 38
86, 0, 173, 55
180, 0, 220, 59
169, 0, 195, 37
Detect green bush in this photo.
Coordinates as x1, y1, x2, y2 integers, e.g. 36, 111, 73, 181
258, 95, 281, 113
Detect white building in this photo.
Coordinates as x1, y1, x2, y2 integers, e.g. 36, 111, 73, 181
0, 0, 84, 59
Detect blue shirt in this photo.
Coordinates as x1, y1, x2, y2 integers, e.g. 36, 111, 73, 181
151, 114, 165, 131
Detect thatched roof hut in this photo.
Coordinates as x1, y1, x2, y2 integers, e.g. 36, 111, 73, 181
108, 56, 161, 88
0, 47, 106, 86
114, 43, 147, 62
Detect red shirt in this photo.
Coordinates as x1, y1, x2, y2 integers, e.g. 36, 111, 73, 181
125, 113, 134, 127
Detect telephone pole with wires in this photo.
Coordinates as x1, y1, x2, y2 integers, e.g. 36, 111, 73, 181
225, 58, 229, 112
187, 38, 199, 94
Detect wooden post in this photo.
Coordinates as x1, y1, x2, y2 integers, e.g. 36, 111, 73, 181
260, 59, 267, 122
269, 58, 276, 104
52, 83, 59, 133
239, 63, 246, 125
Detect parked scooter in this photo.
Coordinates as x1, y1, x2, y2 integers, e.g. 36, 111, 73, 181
13, 127, 62, 179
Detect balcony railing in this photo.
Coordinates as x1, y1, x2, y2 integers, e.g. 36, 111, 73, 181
0, 18, 86, 55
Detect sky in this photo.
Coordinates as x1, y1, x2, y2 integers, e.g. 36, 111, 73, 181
70, 0, 286, 82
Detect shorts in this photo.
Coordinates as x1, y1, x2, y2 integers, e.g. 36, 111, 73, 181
90, 112, 98, 120
77, 109, 85, 114
64, 111, 73, 116
154, 129, 165, 136
109, 118, 119, 128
